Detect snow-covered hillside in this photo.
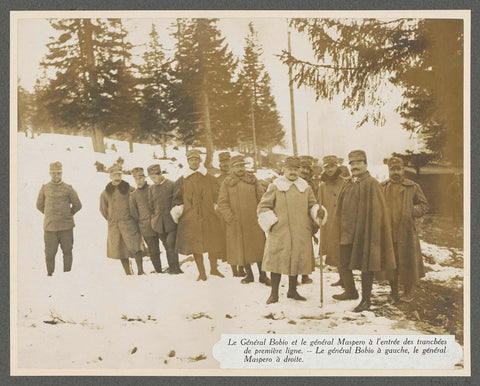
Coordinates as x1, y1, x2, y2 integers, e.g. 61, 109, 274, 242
13, 133, 463, 371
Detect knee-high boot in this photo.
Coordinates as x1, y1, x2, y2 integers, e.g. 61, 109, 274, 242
194, 254, 207, 281
120, 258, 133, 275
267, 273, 281, 304
241, 264, 254, 284
353, 272, 373, 312
209, 254, 224, 278
134, 251, 145, 275
332, 269, 358, 300
258, 262, 271, 286
287, 275, 307, 301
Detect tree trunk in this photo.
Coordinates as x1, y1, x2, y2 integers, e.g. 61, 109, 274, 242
162, 132, 167, 159
91, 126, 105, 153
129, 133, 134, 153
201, 75, 214, 169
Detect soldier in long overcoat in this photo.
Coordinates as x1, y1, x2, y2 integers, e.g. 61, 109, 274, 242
217, 155, 270, 285
381, 157, 429, 302
318, 155, 346, 287
36, 162, 82, 276
327, 150, 396, 312
215, 152, 245, 277
298, 155, 319, 285
171, 149, 225, 281
257, 156, 325, 304
147, 164, 182, 274
100, 165, 143, 275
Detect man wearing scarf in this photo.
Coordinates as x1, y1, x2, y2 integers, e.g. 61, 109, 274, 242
217, 155, 270, 285
319, 155, 347, 287
171, 149, 225, 281
327, 150, 396, 312
381, 157, 429, 303
258, 156, 326, 304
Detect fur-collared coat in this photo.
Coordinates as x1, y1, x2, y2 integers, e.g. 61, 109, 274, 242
257, 176, 322, 276
317, 170, 346, 255
100, 180, 142, 259
217, 172, 266, 266
326, 172, 396, 272
381, 178, 429, 284
171, 165, 224, 255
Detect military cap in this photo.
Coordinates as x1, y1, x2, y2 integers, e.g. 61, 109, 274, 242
49, 162, 62, 171
218, 152, 231, 163
131, 167, 145, 177
299, 155, 314, 168
387, 157, 404, 168
348, 150, 367, 164
322, 155, 338, 166
230, 155, 247, 167
186, 149, 202, 160
147, 164, 162, 175
108, 164, 122, 174
284, 156, 301, 168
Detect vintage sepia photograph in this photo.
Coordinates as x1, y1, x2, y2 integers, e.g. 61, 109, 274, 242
10, 9, 469, 375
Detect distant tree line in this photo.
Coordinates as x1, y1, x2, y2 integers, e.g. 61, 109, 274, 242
18, 18, 285, 167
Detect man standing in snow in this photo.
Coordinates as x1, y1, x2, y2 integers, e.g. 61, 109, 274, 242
129, 167, 163, 274
319, 155, 346, 288
381, 157, 429, 302
298, 155, 319, 285
216, 151, 245, 278
36, 162, 82, 276
328, 150, 396, 312
258, 156, 325, 304
171, 149, 225, 281
217, 155, 270, 285
146, 164, 182, 274
100, 165, 143, 275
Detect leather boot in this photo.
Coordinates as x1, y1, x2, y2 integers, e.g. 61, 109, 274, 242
258, 262, 271, 286
238, 266, 247, 277
241, 264, 254, 284
301, 274, 313, 284
209, 255, 225, 278
287, 275, 307, 301
194, 254, 207, 281
266, 273, 280, 304
134, 251, 145, 275
231, 265, 239, 277
390, 280, 400, 304
120, 258, 133, 275
401, 282, 416, 303
332, 269, 358, 300
353, 272, 373, 312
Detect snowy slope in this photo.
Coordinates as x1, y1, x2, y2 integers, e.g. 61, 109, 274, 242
13, 133, 461, 371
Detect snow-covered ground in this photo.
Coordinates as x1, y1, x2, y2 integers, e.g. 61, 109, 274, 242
13, 133, 463, 371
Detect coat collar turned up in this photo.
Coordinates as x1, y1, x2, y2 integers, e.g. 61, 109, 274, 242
381, 178, 415, 187
272, 175, 309, 193
105, 180, 130, 195
183, 164, 208, 179
224, 172, 257, 187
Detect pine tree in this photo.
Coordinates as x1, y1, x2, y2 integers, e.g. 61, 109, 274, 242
238, 22, 285, 162
281, 18, 463, 166
171, 18, 239, 167
17, 83, 34, 136
139, 24, 174, 158
39, 18, 138, 153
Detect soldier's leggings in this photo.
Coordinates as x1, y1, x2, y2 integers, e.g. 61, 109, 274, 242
44, 229, 73, 275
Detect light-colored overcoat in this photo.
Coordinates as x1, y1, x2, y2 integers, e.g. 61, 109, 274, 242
257, 176, 322, 276
217, 172, 266, 266
381, 178, 429, 284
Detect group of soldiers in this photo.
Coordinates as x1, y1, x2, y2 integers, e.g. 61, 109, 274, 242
36, 147, 429, 312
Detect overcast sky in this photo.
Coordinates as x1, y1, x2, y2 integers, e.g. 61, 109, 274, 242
16, 15, 421, 165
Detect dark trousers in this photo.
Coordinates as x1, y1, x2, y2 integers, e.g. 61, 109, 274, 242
44, 229, 73, 275
339, 244, 357, 296
144, 230, 180, 272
